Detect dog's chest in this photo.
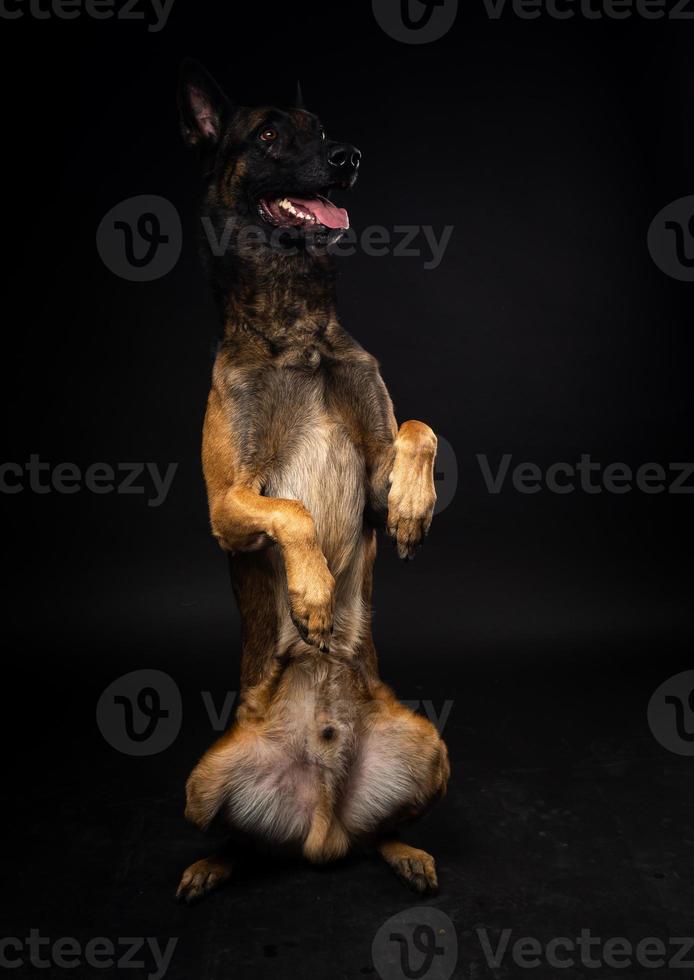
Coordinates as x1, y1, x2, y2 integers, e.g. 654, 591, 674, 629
267, 369, 365, 574
229, 357, 366, 573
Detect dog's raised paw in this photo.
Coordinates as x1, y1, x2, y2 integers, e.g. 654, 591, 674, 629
387, 514, 430, 560
386, 486, 435, 560
176, 856, 233, 904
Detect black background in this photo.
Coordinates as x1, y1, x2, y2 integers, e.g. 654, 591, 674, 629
1, 1, 693, 978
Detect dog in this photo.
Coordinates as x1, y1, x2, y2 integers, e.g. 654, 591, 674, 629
175, 59, 449, 902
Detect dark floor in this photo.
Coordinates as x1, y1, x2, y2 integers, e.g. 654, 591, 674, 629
3, 590, 693, 980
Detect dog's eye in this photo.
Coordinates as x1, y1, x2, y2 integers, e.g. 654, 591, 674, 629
321, 130, 326, 140
260, 129, 278, 142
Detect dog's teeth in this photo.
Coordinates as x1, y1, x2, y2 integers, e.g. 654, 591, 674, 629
274, 198, 316, 223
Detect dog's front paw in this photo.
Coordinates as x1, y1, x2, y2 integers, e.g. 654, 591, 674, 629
287, 557, 335, 652
387, 481, 436, 560
387, 422, 437, 560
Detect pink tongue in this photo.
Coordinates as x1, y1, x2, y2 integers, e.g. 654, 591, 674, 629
290, 197, 349, 230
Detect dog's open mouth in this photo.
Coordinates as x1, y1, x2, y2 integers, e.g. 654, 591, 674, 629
258, 195, 349, 231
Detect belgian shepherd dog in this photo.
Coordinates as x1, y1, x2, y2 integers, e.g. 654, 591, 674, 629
176, 60, 449, 902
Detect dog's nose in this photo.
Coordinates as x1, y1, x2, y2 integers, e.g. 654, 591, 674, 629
328, 144, 362, 170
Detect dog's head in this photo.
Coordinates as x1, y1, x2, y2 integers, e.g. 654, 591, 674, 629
178, 59, 361, 253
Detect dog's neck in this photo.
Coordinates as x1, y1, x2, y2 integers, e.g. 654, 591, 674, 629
209, 241, 340, 348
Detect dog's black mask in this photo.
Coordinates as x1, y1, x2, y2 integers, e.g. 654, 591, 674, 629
178, 59, 361, 252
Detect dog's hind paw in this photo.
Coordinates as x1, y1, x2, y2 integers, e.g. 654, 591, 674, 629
176, 855, 233, 904
379, 841, 439, 893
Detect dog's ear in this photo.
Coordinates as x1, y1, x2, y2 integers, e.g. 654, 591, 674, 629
178, 58, 230, 148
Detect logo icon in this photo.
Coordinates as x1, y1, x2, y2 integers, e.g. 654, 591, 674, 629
372, 907, 457, 980
648, 670, 694, 756
372, 0, 458, 43
96, 195, 182, 282
647, 196, 694, 282
96, 669, 182, 756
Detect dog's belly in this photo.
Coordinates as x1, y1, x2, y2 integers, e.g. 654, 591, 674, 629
224, 739, 321, 844
265, 413, 368, 656
224, 658, 356, 844
222, 661, 445, 851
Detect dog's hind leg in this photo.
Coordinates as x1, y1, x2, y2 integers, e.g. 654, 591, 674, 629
339, 684, 449, 891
